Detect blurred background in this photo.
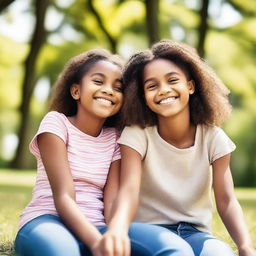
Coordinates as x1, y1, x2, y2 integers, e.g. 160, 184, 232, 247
0, 0, 255, 186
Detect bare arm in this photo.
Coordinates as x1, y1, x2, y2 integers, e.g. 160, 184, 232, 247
94, 145, 143, 256
104, 159, 120, 224
38, 133, 102, 252
213, 154, 255, 256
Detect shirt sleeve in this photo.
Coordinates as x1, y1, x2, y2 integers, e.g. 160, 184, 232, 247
208, 127, 236, 163
29, 111, 68, 158
118, 125, 147, 158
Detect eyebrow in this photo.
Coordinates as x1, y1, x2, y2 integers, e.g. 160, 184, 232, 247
90, 73, 122, 83
144, 72, 180, 84
90, 73, 105, 78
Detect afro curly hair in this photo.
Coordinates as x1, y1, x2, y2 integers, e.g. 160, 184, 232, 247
121, 39, 232, 128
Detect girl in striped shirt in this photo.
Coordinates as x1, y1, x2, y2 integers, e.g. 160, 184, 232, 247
14, 49, 125, 256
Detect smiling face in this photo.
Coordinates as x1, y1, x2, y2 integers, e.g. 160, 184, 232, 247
143, 58, 194, 120
70, 60, 123, 121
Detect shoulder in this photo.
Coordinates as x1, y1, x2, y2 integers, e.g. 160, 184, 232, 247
118, 125, 151, 158
122, 125, 147, 135
102, 127, 121, 140
42, 111, 66, 122
201, 125, 230, 141
201, 125, 236, 163
40, 111, 68, 129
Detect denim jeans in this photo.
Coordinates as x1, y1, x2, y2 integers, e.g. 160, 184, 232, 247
15, 215, 235, 256
156, 222, 235, 256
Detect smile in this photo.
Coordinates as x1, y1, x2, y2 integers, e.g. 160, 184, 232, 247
95, 97, 114, 105
158, 96, 178, 105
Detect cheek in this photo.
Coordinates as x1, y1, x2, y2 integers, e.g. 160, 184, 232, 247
144, 92, 153, 106
118, 97, 124, 108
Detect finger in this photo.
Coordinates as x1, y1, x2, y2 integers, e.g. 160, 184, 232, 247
102, 236, 114, 256
123, 236, 131, 256
113, 236, 124, 256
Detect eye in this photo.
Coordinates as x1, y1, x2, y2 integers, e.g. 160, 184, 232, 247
92, 79, 103, 85
168, 78, 179, 83
146, 83, 157, 90
114, 84, 123, 92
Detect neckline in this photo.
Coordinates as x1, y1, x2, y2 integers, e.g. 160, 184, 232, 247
63, 114, 104, 138
153, 125, 199, 152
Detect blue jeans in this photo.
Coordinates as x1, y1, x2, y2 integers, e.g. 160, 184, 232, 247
15, 215, 235, 256
156, 222, 235, 256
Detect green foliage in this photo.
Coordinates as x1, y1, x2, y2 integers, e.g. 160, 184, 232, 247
0, 0, 256, 184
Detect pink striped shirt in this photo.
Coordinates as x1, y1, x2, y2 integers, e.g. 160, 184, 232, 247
19, 111, 121, 229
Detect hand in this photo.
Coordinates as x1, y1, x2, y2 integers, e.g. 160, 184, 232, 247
239, 246, 256, 256
91, 229, 130, 256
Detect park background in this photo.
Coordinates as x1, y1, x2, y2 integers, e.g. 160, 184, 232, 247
0, 0, 255, 255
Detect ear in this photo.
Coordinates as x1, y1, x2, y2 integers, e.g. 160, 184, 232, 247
70, 84, 80, 100
188, 80, 195, 95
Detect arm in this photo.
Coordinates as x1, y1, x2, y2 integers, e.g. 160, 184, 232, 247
95, 145, 143, 256
212, 154, 255, 256
104, 159, 120, 224
38, 133, 102, 253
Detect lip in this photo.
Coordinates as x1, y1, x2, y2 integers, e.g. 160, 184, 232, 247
157, 96, 178, 105
94, 97, 115, 105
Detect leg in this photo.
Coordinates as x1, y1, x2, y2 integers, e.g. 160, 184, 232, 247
180, 224, 235, 256
15, 214, 84, 256
127, 223, 195, 256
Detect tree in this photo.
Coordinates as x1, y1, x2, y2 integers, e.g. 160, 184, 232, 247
145, 0, 160, 45
197, 0, 210, 58
10, 0, 50, 168
87, 0, 117, 52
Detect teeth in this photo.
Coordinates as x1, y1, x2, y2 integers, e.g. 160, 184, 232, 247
159, 97, 176, 105
96, 98, 112, 105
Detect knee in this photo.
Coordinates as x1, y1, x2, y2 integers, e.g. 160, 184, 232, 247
198, 239, 235, 256
162, 238, 194, 256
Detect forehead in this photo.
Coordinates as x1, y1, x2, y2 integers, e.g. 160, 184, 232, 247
88, 60, 121, 75
143, 58, 187, 78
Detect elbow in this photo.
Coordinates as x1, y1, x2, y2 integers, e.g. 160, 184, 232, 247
53, 191, 76, 211
216, 195, 239, 216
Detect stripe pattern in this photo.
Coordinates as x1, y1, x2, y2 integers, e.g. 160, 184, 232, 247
19, 111, 120, 229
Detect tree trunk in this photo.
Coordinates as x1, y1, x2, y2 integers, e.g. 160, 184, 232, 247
0, 0, 15, 13
10, 0, 50, 169
145, 0, 160, 45
197, 0, 210, 58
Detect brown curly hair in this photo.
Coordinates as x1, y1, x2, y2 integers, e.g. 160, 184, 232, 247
49, 48, 124, 128
121, 39, 232, 128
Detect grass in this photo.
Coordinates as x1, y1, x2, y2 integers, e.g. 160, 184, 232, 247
0, 169, 255, 255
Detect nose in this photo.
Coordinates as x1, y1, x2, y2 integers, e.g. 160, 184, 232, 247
159, 83, 171, 96
101, 84, 113, 96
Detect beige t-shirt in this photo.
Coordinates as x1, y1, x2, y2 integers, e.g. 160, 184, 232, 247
118, 124, 236, 232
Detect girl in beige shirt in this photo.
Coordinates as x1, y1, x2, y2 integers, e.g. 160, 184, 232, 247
94, 40, 255, 256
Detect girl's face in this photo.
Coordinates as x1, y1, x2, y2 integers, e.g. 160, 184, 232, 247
71, 60, 123, 120
143, 58, 194, 119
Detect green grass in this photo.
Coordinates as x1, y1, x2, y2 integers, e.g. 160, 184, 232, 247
0, 169, 255, 255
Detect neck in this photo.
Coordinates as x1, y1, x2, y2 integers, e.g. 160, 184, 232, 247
69, 110, 106, 137
157, 114, 196, 149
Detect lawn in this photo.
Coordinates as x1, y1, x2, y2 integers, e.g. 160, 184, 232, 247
0, 169, 255, 255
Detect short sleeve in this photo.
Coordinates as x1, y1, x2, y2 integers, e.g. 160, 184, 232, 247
118, 125, 147, 158
208, 127, 236, 163
112, 131, 121, 162
29, 111, 68, 158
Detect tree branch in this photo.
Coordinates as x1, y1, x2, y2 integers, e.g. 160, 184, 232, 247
87, 0, 117, 52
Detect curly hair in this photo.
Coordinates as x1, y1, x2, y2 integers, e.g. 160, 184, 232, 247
121, 39, 232, 128
49, 48, 124, 128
